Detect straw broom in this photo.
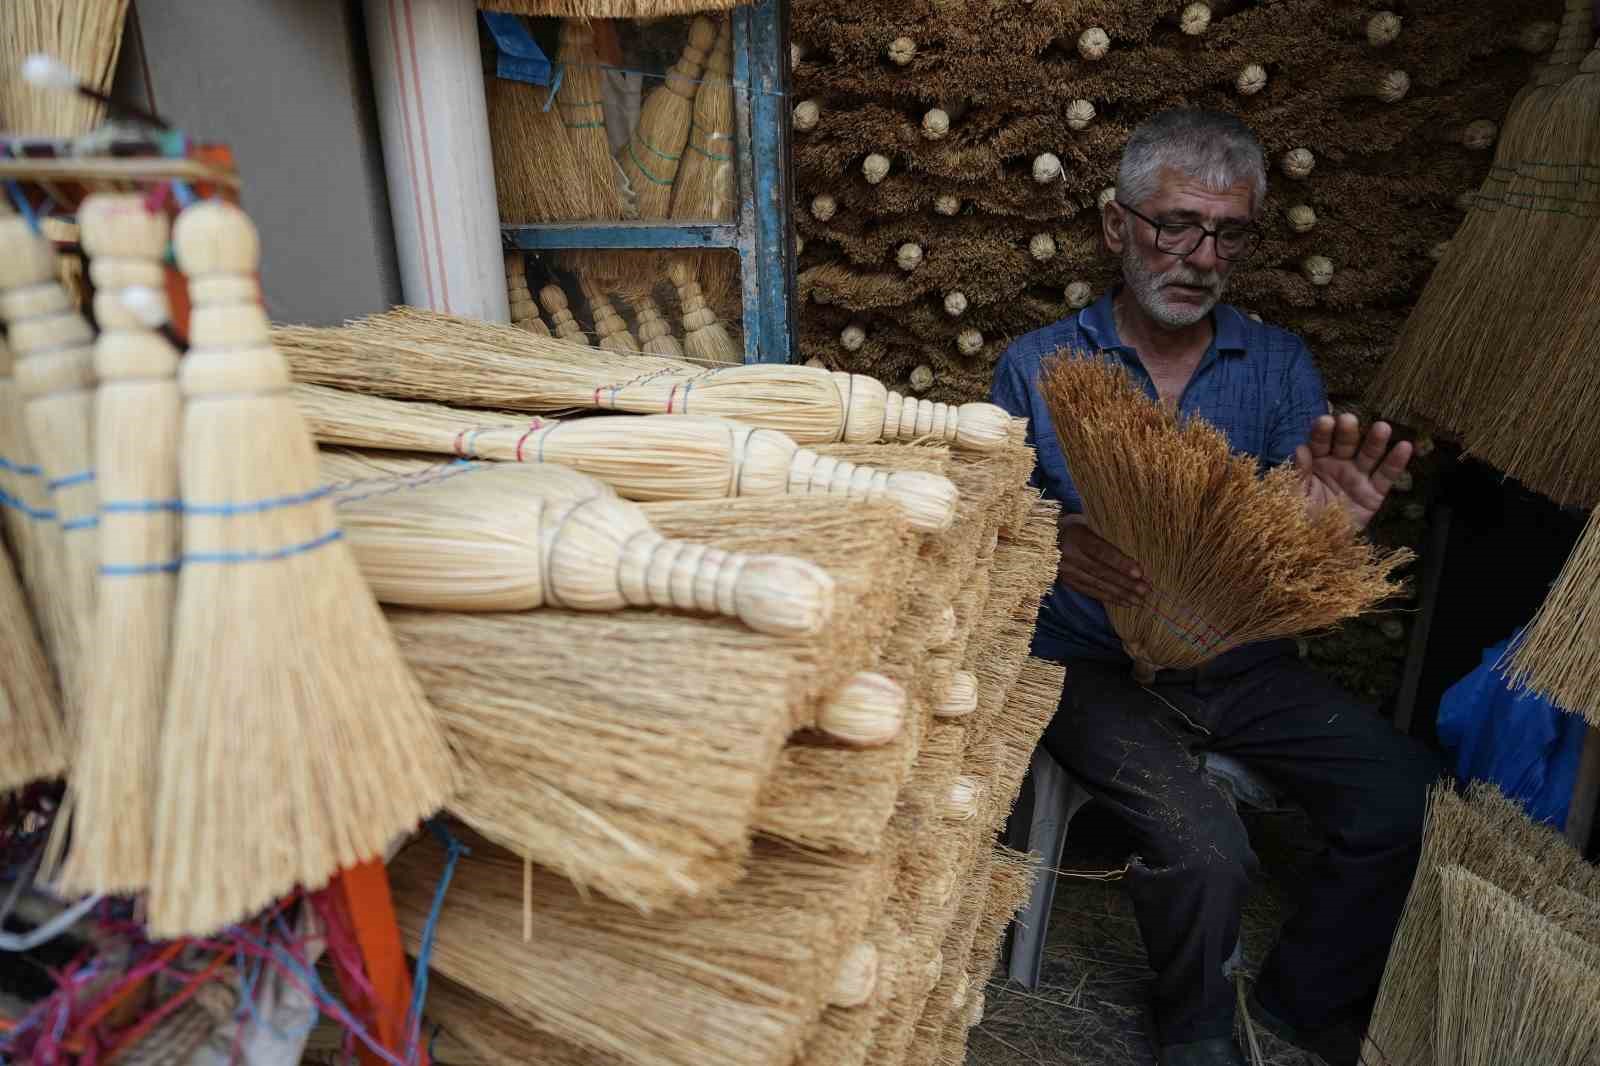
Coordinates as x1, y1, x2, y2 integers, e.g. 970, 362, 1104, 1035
555, 19, 626, 219
0, 541, 66, 793
52, 194, 181, 897
0, 2, 130, 136
580, 276, 639, 352
327, 461, 835, 635
391, 824, 880, 1066
667, 256, 742, 362
0, 216, 98, 731
1042, 355, 1412, 674
276, 307, 1013, 450
487, 75, 615, 224
670, 19, 740, 316
294, 383, 959, 531
618, 17, 717, 222
628, 290, 686, 357
1502, 509, 1600, 725
797, 914, 906, 1066
145, 200, 456, 939
1436, 866, 1600, 1066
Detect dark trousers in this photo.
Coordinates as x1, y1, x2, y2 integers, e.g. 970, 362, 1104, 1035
1043, 643, 1440, 1046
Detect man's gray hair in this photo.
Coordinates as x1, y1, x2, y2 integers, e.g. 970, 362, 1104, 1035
1115, 109, 1267, 214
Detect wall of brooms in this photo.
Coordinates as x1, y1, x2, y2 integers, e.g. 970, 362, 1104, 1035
789, 0, 1565, 700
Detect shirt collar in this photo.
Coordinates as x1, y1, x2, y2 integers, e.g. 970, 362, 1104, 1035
1078, 285, 1249, 356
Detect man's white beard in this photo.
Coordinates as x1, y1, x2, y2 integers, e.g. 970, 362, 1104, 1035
1121, 242, 1225, 329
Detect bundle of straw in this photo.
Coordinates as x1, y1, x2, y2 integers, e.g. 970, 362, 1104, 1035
670, 19, 740, 318
539, 283, 590, 344
146, 201, 455, 938
555, 19, 625, 219
628, 291, 686, 357
618, 18, 717, 221
504, 252, 548, 334
0, 2, 130, 136
668, 256, 741, 362
275, 307, 1013, 450
55, 194, 181, 897
487, 75, 615, 224
294, 383, 958, 531
329, 460, 835, 634
391, 825, 878, 1066
1502, 509, 1600, 725
0, 216, 98, 727
1041, 354, 1411, 673
0, 543, 65, 792
580, 276, 638, 352
1435, 866, 1600, 1066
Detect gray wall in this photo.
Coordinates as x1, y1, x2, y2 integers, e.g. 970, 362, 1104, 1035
114, 0, 401, 325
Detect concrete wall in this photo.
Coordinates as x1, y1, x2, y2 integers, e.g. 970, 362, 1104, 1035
114, 0, 401, 325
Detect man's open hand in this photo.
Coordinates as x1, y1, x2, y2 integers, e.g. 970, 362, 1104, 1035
1293, 413, 1413, 530
1057, 513, 1150, 608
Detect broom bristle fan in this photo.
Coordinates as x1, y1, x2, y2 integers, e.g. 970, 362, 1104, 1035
1502, 507, 1600, 725
619, 16, 717, 221
54, 194, 182, 897
328, 460, 835, 635
145, 200, 456, 939
276, 307, 1013, 450
294, 382, 959, 531
1365, 1, 1594, 439
555, 19, 626, 220
487, 75, 614, 224
0, 2, 131, 137
1041, 354, 1412, 673
0, 535, 66, 793
0, 216, 99, 732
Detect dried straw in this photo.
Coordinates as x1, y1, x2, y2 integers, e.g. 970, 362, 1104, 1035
0, 1, 130, 136
56, 194, 181, 897
0, 216, 97, 731
555, 19, 625, 219
1502, 509, 1600, 725
579, 276, 638, 352
796, 914, 906, 1066
666, 255, 741, 362
1041, 354, 1412, 673
670, 19, 740, 317
146, 202, 455, 938
627, 290, 686, 358
965, 846, 1039, 988
0, 542, 65, 792
293, 382, 958, 531
328, 461, 835, 636
1435, 866, 1600, 1066
390, 825, 879, 1066
274, 307, 1013, 450
486, 76, 615, 224
619, 18, 717, 220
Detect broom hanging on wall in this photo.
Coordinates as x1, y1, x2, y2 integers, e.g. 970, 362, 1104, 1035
1041, 354, 1411, 674
487, 74, 616, 224
0, 215, 98, 729
146, 200, 456, 938
55, 194, 182, 897
327, 460, 835, 634
1502, 508, 1600, 726
618, 17, 717, 221
555, 18, 628, 219
276, 307, 1013, 450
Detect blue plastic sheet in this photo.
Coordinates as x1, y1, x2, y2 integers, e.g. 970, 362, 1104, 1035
1436, 632, 1587, 830
481, 13, 552, 86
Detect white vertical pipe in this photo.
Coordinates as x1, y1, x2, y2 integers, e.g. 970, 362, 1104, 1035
364, 0, 509, 322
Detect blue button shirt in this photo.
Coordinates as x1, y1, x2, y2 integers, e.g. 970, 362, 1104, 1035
989, 287, 1329, 664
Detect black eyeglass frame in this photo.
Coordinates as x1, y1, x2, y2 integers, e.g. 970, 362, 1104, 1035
1114, 200, 1263, 262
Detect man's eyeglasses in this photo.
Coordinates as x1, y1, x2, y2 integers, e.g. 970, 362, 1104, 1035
1115, 201, 1262, 262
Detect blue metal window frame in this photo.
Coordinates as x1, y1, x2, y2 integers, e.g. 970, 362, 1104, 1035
501, 0, 795, 364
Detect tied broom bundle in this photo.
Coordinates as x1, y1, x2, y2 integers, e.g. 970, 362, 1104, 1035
1435, 866, 1600, 1066
0, 215, 98, 728
629, 290, 686, 357
276, 307, 1013, 450
667, 256, 741, 362
1041, 355, 1411, 674
146, 200, 455, 938
327, 460, 835, 634
1502, 508, 1600, 725
0, 541, 66, 793
295, 383, 959, 531
0, 3, 131, 136
580, 276, 639, 352
555, 19, 626, 219
55, 194, 181, 897
486, 75, 615, 224
668, 19, 740, 343
618, 17, 717, 221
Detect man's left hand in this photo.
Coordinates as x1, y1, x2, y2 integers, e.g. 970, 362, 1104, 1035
1293, 413, 1413, 530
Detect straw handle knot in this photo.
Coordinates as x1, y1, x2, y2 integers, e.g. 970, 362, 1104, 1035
882, 391, 960, 444
614, 529, 745, 618
787, 449, 893, 503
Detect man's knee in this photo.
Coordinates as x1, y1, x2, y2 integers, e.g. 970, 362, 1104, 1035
1138, 785, 1259, 883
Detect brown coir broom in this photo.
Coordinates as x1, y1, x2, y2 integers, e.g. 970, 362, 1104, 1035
296, 383, 958, 531
0, 541, 66, 793
56, 194, 181, 897
145, 200, 456, 938
276, 307, 1013, 449
1435, 865, 1600, 1066
327, 460, 835, 635
618, 17, 717, 221
1042, 354, 1412, 674
0, 216, 98, 730
1502, 508, 1600, 725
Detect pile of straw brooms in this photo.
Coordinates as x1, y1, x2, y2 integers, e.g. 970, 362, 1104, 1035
1, 184, 1062, 1066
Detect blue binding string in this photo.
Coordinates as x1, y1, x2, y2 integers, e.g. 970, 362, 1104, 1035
102, 499, 182, 514
46, 471, 95, 492
183, 528, 342, 566
59, 516, 99, 532
0, 457, 43, 477
0, 490, 56, 521
181, 483, 333, 516
100, 560, 181, 577
405, 820, 467, 1061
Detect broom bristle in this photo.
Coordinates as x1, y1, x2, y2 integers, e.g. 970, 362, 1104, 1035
0, 542, 66, 793
579, 275, 639, 352
487, 77, 616, 224
555, 19, 626, 220
0, 3, 130, 137
1041, 354, 1411, 672
1436, 865, 1600, 1066
618, 17, 717, 220
671, 20, 740, 312
146, 201, 455, 938
56, 194, 182, 896
1502, 508, 1600, 725
628, 291, 687, 358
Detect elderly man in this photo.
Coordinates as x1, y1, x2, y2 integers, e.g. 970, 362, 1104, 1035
990, 109, 1439, 1066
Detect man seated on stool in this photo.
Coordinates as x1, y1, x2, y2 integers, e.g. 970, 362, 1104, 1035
989, 108, 1440, 1066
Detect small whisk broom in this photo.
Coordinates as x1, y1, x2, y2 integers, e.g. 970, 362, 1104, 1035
55, 194, 182, 897
277, 307, 1013, 450
0, 539, 66, 793
296, 383, 958, 531
146, 200, 456, 938
1042, 355, 1411, 674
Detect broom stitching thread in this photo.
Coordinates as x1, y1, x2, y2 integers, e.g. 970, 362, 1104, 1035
101, 498, 181, 513
181, 527, 342, 567
100, 560, 180, 577
625, 140, 676, 186
330, 461, 484, 507
60, 515, 99, 531
0, 456, 44, 477
180, 483, 334, 515
46, 469, 95, 491
0, 491, 56, 520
